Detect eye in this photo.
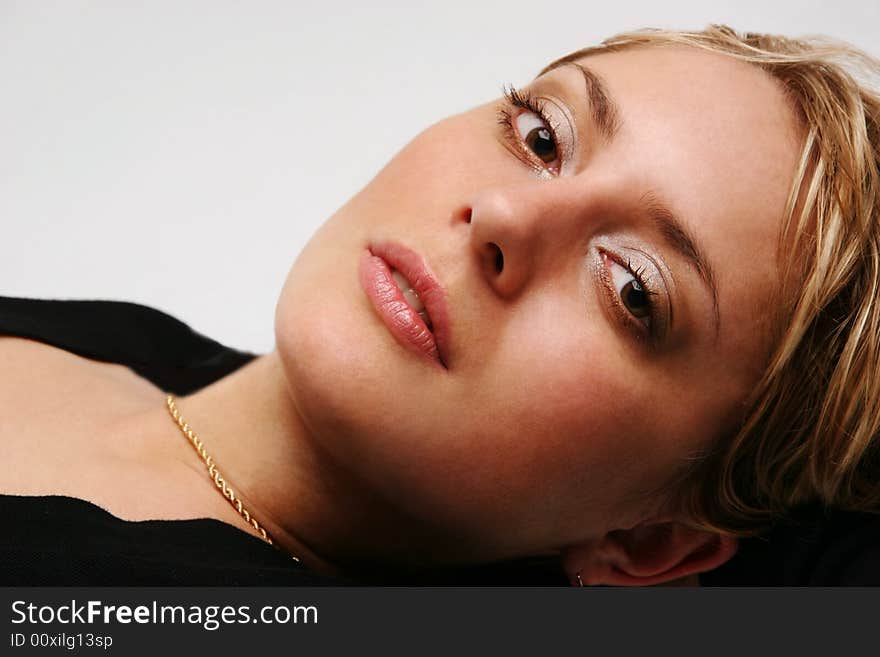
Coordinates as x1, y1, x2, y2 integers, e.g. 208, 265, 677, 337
514, 112, 559, 165
605, 253, 653, 324
498, 85, 568, 174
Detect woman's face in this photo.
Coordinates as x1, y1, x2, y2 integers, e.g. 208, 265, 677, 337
275, 46, 802, 561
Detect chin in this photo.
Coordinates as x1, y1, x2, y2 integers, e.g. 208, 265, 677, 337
273, 237, 405, 461
277, 252, 362, 420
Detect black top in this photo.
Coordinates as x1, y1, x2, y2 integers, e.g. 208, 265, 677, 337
1, 295, 878, 586
0, 295, 565, 586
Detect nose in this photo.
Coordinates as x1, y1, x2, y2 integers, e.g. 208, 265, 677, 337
464, 180, 578, 299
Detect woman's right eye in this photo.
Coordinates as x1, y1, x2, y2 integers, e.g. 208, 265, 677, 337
498, 85, 566, 175
513, 111, 560, 167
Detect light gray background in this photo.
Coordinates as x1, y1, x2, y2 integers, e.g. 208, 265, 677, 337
3, 0, 878, 352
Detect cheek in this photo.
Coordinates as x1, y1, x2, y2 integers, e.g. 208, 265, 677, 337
410, 330, 676, 544
348, 108, 515, 226
465, 301, 715, 523
445, 306, 652, 502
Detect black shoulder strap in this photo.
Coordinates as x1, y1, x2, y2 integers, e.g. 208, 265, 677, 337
0, 296, 255, 394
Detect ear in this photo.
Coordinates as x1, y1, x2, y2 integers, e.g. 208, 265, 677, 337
561, 521, 738, 586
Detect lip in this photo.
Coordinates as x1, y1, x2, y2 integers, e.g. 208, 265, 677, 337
359, 241, 451, 369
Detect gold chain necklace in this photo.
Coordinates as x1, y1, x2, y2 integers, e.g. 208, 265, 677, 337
165, 394, 299, 562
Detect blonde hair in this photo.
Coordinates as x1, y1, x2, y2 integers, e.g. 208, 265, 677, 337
546, 25, 880, 535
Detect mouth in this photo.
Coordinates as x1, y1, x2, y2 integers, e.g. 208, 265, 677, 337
390, 268, 433, 331
358, 241, 451, 369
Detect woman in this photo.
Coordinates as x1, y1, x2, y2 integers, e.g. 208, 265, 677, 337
2, 25, 879, 586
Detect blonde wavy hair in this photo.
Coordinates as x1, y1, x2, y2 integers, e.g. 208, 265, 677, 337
544, 25, 880, 535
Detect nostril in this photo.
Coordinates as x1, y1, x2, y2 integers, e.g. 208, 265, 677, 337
490, 243, 504, 273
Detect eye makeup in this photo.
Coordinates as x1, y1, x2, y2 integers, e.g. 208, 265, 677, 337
497, 84, 576, 176
592, 236, 675, 349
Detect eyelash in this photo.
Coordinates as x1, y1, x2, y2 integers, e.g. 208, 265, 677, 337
497, 84, 562, 173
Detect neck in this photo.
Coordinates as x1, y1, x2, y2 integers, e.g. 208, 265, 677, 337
167, 351, 439, 578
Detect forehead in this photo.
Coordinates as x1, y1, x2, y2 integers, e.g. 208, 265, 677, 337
562, 46, 803, 357
570, 45, 801, 183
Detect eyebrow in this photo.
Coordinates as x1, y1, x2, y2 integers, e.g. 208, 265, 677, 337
641, 191, 721, 333
568, 63, 621, 141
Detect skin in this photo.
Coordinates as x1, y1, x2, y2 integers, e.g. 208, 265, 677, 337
0, 45, 803, 581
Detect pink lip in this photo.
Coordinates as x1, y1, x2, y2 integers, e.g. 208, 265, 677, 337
359, 242, 451, 369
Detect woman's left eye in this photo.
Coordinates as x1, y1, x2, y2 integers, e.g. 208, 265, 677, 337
514, 112, 559, 165
603, 252, 655, 331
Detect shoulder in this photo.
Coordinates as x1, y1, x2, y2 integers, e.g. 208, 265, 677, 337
0, 295, 258, 393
